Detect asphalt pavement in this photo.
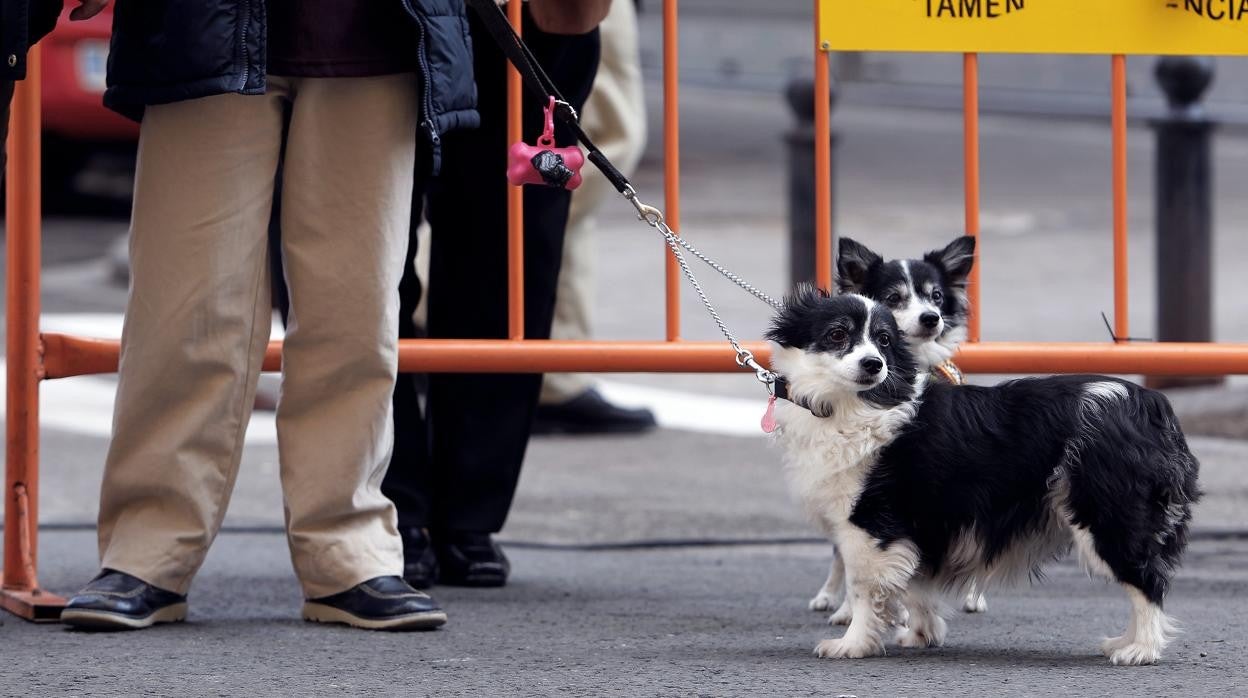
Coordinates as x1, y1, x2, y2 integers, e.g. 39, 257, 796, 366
2, 532, 1245, 696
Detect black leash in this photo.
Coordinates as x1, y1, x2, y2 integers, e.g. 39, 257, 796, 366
465, 0, 631, 193
466, 0, 804, 407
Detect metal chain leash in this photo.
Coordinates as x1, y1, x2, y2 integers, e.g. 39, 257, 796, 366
665, 223, 783, 312
622, 186, 778, 389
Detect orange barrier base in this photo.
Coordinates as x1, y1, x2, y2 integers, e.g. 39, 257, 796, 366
0, 588, 65, 622
40, 333, 1248, 378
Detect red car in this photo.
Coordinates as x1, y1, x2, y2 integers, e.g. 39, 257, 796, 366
38, 6, 137, 209
41, 6, 135, 141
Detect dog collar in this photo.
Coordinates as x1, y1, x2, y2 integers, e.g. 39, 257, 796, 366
773, 377, 831, 418
931, 360, 965, 386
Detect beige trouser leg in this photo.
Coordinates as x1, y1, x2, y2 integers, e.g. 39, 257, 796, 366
98, 74, 417, 598
540, 0, 647, 404
275, 75, 416, 598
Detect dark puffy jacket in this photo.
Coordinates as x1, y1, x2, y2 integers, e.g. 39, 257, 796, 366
104, 0, 479, 171
1, 0, 62, 80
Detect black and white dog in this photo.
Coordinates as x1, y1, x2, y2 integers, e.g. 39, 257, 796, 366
809, 236, 986, 621
768, 288, 1199, 665
836, 235, 974, 372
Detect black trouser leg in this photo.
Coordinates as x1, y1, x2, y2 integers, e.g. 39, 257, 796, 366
383, 10, 600, 534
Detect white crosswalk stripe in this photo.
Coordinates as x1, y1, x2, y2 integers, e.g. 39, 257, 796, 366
4, 314, 766, 441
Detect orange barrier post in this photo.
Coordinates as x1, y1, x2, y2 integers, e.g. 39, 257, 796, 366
1111, 54, 1129, 341
663, 0, 682, 340
2, 45, 65, 622
506, 0, 525, 340
963, 53, 981, 343
813, 1, 833, 293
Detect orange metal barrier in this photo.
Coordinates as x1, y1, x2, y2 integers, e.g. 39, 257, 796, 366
4, 46, 65, 621
7, 1, 1248, 621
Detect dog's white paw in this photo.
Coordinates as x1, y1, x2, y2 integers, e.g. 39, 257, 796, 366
895, 628, 936, 649
1109, 642, 1161, 666
827, 603, 853, 626
809, 590, 840, 613
962, 592, 987, 614
814, 637, 883, 659
1101, 634, 1132, 656
894, 617, 947, 649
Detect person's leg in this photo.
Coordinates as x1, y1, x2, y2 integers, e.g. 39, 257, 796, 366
381, 196, 433, 534
539, 0, 647, 410
275, 74, 419, 599
536, 210, 594, 403
378, 198, 437, 589
96, 89, 287, 595
422, 12, 600, 539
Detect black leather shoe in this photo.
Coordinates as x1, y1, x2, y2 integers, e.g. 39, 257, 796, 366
61, 569, 187, 631
400, 527, 439, 589
435, 532, 510, 587
533, 388, 658, 435
302, 576, 446, 631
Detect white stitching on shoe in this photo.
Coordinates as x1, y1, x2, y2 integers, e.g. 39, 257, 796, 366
82, 585, 148, 599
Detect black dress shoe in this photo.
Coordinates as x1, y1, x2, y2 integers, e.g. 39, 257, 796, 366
400, 527, 439, 589
302, 576, 446, 631
435, 532, 510, 587
61, 569, 187, 631
532, 388, 658, 435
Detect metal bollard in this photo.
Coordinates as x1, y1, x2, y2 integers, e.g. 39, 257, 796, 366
1148, 56, 1221, 389
785, 77, 837, 288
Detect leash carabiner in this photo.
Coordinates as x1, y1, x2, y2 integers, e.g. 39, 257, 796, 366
736, 348, 778, 393
623, 185, 664, 227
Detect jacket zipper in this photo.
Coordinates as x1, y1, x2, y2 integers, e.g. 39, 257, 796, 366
238, 0, 252, 90
404, 1, 440, 146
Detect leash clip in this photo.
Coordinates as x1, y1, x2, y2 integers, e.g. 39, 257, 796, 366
623, 185, 665, 226
735, 348, 777, 392
552, 99, 579, 123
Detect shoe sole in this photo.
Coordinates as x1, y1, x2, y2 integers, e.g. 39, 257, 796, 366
61, 602, 188, 631
301, 602, 447, 631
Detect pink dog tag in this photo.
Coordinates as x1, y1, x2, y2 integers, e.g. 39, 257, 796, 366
761, 394, 777, 434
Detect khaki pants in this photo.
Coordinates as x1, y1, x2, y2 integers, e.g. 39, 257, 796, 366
98, 75, 418, 598
540, 0, 647, 404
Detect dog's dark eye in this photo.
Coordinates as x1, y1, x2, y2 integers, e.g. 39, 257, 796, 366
931, 290, 944, 304
828, 328, 848, 343
877, 332, 891, 347
886, 293, 902, 306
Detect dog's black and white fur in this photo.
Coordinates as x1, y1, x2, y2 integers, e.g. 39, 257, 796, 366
767, 289, 1199, 665
809, 236, 986, 621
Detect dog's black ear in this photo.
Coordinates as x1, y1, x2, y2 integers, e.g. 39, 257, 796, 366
766, 283, 826, 347
925, 235, 976, 286
837, 238, 882, 293
781, 282, 828, 313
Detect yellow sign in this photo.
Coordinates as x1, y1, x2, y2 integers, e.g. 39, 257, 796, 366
818, 0, 1248, 56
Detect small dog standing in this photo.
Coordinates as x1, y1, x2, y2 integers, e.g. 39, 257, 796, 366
767, 288, 1199, 665
809, 236, 986, 622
